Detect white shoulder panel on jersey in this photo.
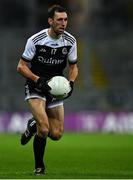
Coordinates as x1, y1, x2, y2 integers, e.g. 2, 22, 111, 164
63, 31, 77, 63
22, 38, 36, 61
31, 29, 47, 44
22, 29, 48, 61
63, 31, 76, 46
68, 40, 77, 64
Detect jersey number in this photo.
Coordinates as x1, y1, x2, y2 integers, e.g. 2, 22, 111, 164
51, 49, 57, 55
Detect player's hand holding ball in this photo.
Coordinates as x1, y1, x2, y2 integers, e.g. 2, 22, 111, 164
67, 80, 74, 98
36, 77, 51, 93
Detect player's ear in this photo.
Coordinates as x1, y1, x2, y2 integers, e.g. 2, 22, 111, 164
48, 18, 53, 26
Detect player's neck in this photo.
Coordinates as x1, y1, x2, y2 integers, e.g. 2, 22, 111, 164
48, 28, 61, 39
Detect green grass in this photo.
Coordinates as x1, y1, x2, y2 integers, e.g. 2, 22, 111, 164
0, 133, 133, 179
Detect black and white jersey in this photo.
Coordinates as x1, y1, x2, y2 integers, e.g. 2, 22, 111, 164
21, 28, 77, 79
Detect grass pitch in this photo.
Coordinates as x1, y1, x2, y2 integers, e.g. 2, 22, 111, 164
0, 133, 133, 179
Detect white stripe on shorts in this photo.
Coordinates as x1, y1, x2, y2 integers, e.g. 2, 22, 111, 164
25, 94, 63, 109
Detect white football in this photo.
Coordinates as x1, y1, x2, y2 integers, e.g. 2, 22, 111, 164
48, 76, 71, 99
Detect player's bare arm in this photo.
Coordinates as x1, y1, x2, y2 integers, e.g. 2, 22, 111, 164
68, 63, 78, 82
17, 59, 39, 82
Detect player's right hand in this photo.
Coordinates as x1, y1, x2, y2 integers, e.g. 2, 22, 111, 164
36, 77, 51, 93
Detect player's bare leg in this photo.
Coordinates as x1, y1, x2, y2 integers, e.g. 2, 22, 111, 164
20, 99, 64, 175
21, 104, 64, 141
46, 105, 64, 141
28, 98, 49, 175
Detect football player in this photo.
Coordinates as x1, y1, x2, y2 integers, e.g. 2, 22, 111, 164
17, 4, 78, 175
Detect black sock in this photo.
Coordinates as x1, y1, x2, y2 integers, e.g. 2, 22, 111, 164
33, 134, 47, 169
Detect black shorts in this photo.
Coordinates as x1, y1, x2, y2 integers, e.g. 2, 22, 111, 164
24, 82, 63, 109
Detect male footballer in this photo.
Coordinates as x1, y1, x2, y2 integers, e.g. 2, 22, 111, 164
17, 4, 78, 175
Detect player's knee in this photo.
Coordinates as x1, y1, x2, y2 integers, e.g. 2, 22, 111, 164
50, 130, 63, 140
37, 125, 49, 138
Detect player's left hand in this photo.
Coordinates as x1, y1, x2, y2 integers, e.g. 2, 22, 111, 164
64, 81, 74, 99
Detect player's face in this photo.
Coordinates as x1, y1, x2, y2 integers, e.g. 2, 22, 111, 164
49, 12, 68, 35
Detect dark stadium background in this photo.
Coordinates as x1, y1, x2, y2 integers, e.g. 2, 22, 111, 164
0, 0, 133, 179
0, 0, 133, 133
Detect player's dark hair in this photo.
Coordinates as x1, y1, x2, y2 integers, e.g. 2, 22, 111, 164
48, 5, 67, 18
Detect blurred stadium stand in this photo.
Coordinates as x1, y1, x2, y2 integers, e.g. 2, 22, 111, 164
0, 0, 133, 113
